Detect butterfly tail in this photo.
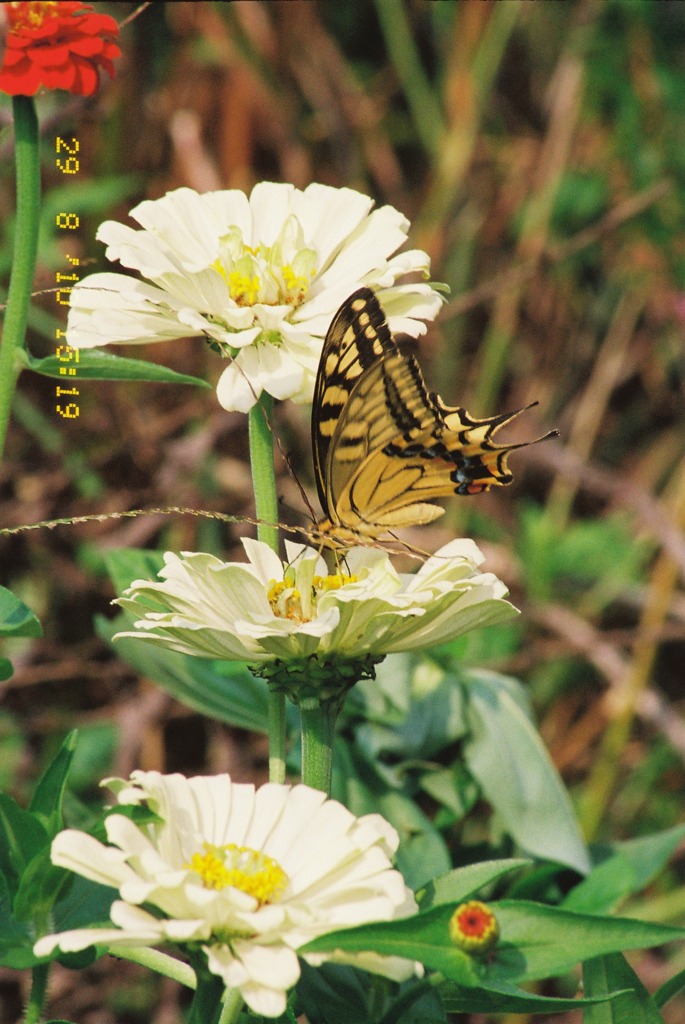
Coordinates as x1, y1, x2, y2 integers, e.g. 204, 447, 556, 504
442, 402, 558, 494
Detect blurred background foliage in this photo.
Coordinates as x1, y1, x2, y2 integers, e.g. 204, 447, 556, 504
2, 0, 685, 1021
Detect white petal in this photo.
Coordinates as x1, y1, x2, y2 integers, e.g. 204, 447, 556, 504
96, 220, 183, 278
177, 309, 258, 344
215, 361, 260, 413
241, 538, 288, 585
233, 939, 301, 988
50, 831, 139, 889
206, 940, 299, 1017
283, 540, 326, 575
67, 274, 193, 348
381, 284, 445, 336
293, 184, 374, 266
248, 182, 296, 247
128, 187, 252, 272
249, 783, 327, 856
310, 205, 410, 301
35, 925, 137, 957
34, 902, 166, 957
110, 901, 168, 932
304, 948, 418, 983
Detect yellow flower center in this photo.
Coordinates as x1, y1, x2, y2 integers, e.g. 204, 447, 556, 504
185, 842, 288, 905
267, 579, 304, 621
281, 263, 311, 304
212, 226, 317, 312
267, 571, 358, 622
227, 270, 261, 306
312, 573, 358, 593
9, 1, 58, 29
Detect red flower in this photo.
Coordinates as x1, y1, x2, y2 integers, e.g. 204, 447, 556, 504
448, 900, 500, 955
0, 2, 121, 97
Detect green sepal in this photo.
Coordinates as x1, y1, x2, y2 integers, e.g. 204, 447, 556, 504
252, 653, 383, 705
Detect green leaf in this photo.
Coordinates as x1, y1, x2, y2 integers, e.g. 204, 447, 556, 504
486, 902, 685, 984
374, 789, 451, 892
617, 823, 685, 888
98, 618, 270, 732
101, 547, 166, 592
307, 900, 683, 992
418, 763, 479, 819
0, 586, 42, 638
563, 851, 639, 917
0, 934, 36, 969
396, 828, 453, 896
461, 669, 590, 874
302, 907, 482, 986
380, 980, 446, 1024
394, 674, 468, 759
441, 978, 627, 1015
52, 873, 118, 933
62, 724, 116, 796
417, 859, 531, 910
296, 963, 374, 1024
23, 348, 211, 387
99, 549, 271, 731
0, 886, 34, 968
0, 793, 49, 896
28, 730, 78, 837
0, 587, 42, 677
582, 952, 665, 1023
28, 874, 118, 969
564, 824, 685, 914
13, 851, 70, 923
655, 967, 685, 1009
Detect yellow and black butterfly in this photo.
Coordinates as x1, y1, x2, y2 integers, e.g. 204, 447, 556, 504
312, 287, 556, 546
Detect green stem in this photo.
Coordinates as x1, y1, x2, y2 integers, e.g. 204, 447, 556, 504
248, 395, 279, 550
114, 945, 196, 989
299, 699, 338, 794
23, 962, 49, 1024
248, 396, 286, 783
0, 96, 41, 462
218, 986, 245, 1024
186, 968, 226, 1024
268, 681, 287, 784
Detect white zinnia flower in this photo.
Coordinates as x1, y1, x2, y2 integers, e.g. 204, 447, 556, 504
67, 182, 443, 412
34, 772, 417, 1018
113, 538, 517, 667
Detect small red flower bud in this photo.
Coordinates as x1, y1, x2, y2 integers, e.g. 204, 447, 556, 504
449, 900, 500, 955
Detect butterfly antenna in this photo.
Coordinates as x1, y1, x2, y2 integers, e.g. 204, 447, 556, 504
385, 532, 432, 562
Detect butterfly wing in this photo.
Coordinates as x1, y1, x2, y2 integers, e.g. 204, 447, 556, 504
312, 287, 555, 540
312, 288, 399, 520
341, 403, 555, 531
